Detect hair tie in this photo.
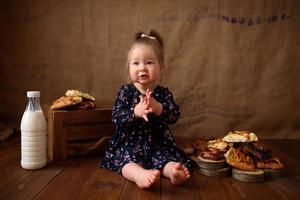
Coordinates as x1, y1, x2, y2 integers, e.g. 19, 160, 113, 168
141, 33, 156, 40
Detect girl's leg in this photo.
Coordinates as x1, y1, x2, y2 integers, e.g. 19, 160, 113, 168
162, 161, 190, 185
122, 162, 161, 189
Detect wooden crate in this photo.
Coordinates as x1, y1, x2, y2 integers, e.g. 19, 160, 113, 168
47, 108, 114, 160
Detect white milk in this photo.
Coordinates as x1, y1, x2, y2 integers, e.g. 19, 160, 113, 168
20, 91, 47, 170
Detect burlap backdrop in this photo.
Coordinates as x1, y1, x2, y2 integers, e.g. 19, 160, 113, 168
0, 0, 299, 138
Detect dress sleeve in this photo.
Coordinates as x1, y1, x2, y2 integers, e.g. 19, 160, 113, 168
112, 86, 135, 126
159, 87, 181, 124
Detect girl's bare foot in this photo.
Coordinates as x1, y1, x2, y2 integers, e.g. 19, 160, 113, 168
134, 169, 161, 189
163, 162, 190, 185
122, 163, 161, 189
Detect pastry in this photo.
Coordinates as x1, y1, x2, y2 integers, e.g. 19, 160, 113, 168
65, 90, 95, 101
256, 157, 284, 170
207, 139, 228, 151
235, 142, 272, 162
200, 148, 227, 161
193, 139, 208, 152
50, 96, 82, 110
224, 147, 256, 171
74, 101, 97, 110
223, 130, 258, 143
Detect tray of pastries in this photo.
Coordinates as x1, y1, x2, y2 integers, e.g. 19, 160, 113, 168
192, 130, 284, 182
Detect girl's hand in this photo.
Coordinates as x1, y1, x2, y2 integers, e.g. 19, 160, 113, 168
134, 95, 151, 121
145, 89, 163, 116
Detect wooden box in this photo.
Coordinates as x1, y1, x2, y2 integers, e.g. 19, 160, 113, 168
47, 108, 114, 160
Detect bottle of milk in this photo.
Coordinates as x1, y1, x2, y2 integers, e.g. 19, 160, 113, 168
20, 91, 47, 169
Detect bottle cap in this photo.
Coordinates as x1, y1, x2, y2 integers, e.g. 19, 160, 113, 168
27, 91, 40, 97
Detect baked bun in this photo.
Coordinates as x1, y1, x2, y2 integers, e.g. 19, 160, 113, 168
193, 139, 207, 152
50, 96, 82, 110
207, 139, 228, 151
223, 130, 258, 143
200, 148, 227, 161
65, 90, 95, 101
74, 101, 96, 110
256, 157, 284, 170
224, 147, 256, 171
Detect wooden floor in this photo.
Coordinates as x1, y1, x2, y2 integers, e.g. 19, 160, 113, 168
1, 135, 300, 200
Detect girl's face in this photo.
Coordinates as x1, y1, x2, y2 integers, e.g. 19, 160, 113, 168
128, 44, 162, 91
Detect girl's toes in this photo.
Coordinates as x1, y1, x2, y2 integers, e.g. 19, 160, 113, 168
174, 162, 182, 170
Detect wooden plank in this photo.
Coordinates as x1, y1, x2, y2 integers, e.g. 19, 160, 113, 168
48, 110, 68, 160
0, 155, 21, 180
67, 123, 114, 141
161, 168, 203, 200
43, 106, 112, 122
47, 109, 55, 160
0, 136, 20, 169
267, 176, 300, 199
0, 162, 63, 199
67, 137, 110, 157
119, 179, 161, 200
77, 167, 125, 200
0, 161, 30, 198
0, 134, 20, 152
230, 177, 282, 199
34, 156, 98, 200
193, 168, 241, 200
0, 136, 28, 197
64, 108, 112, 125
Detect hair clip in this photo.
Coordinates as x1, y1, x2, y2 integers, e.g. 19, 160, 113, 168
141, 33, 156, 40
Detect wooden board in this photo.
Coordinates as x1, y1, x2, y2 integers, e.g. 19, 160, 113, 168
197, 156, 227, 170
232, 168, 264, 183
200, 167, 231, 178
263, 169, 281, 178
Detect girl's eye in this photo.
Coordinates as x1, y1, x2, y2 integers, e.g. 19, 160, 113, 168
133, 61, 139, 65
147, 61, 153, 64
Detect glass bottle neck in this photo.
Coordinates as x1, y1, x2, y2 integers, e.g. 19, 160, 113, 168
26, 97, 42, 112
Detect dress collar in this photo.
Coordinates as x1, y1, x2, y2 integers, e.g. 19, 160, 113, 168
130, 83, 158, 96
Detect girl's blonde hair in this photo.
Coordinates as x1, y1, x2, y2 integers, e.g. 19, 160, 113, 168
125, 30, 165, 83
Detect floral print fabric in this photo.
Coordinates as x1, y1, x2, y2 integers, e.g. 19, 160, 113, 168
100, 84, 193, 173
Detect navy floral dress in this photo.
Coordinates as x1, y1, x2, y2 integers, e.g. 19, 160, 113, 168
100, 83, 193, 173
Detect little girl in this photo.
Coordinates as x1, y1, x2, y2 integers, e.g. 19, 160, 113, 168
101, 30, 193, 189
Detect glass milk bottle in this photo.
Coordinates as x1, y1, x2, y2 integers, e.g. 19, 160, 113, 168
20, 91, 47, 169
